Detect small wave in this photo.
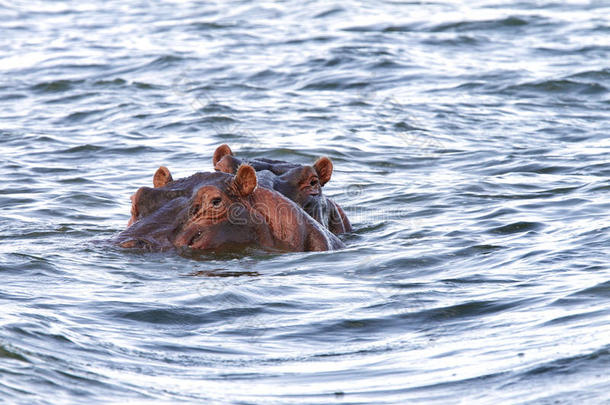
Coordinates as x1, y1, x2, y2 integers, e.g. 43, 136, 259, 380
542, 309, 608, 327
0, 252, 59, 274
62, 108, 110, 123
57, 177, 95, 185
453, 244, 505, 258
535, 45, 610, 57
116, 308, 214, 325
567, 68, 610, 81
280, 35, 335, 45
299, 76, 369, 91
93, 78, 127, 87
30, 79, 84, 93
370, 59, 412, 70
422, 298, 527, 322
107, 55, 192, 77
132, 81, 160, 90
195, 115, 239, 125
487, 163, 572, 176
503, 79, 607, 96
421, 35, 485, 47
0, 93, 26, 101
475, 207, 520, 220
148, 54, 187, 67
487, 221, 544, 235
114, 303, 265, 328
248, 68, 280, 81
429, 16, 533, 32
521, 346, 609, 377
341, 23, 396, 32
186, 21, 236, 31
52, 191, 115, 207
0, 345, 28, 362
58, 144, 104, 154
568, 280, 610, 299
314, 7, 345, 19
44, 92, 96, 105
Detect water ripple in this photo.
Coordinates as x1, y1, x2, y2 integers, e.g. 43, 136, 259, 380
1, 0, 609, 404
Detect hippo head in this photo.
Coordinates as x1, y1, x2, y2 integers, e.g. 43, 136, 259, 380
117, 164, 344, 252
213, 144, 352, 235
120, 165, 269, 251
268, 159, 333, 229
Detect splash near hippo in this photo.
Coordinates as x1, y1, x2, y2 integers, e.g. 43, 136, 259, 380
116, 155, 347, 253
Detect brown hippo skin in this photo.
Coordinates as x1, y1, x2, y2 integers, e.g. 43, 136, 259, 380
117, 164, 344, 252
213, 144, 352, 235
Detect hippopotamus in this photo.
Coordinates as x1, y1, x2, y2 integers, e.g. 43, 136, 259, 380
212, 145, 352, 235
117, 164, 344, 252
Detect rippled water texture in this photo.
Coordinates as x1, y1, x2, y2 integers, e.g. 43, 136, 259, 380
1, 1, 609, 404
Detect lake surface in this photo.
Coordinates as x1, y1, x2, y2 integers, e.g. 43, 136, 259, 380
1, 0, 609, 403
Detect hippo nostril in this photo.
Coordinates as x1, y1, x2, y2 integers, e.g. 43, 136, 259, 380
120, 238, 156, 251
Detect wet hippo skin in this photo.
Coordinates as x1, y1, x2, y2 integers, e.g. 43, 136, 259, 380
213, 144, 352, 235
117, 164, 344, 252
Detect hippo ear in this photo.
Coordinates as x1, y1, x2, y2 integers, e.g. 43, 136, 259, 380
313, 157, 333, 186
153, 166, 173, 188
213, 144, 233, 166
232, 164, 257, 196
215, 155, 240, 174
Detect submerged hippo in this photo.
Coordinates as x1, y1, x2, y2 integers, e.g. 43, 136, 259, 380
213, 144, 352, 235
117, 164, 344, 252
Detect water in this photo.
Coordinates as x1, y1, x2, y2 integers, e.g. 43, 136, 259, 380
1, 0, 609, 403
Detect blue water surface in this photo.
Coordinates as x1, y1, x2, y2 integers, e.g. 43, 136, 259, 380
1, 1, 609, 404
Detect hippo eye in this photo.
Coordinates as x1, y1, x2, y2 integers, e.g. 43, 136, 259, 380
211, 197, 222, 207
